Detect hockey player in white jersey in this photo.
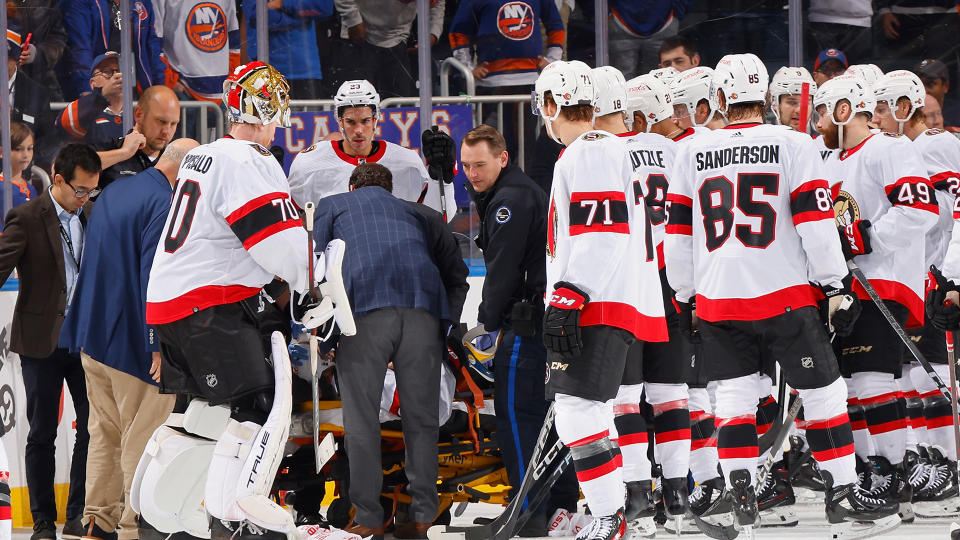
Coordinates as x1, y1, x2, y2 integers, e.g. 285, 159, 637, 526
624, 74, 690, 142
874, 69, 960, 515
593, 66, 691, 536
671, 66, 726, 131
535, 60, 668, 540
665, 53, 900, 538
770, 66, 817, 133
287, 79, 456, 219
815, 73, 939, 523
132, 62, 352, 540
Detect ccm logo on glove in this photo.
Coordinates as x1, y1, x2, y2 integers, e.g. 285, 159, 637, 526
549, 289, 586, 309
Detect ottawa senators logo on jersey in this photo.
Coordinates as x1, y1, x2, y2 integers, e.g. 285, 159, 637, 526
832, 185, 860, 229
926, 128, 946, 136
497, 2, 535, 41
186, 2, 228, 52
547, 198, 557, 260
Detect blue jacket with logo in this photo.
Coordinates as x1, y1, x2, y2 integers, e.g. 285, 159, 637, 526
61, 167, 172, 384
242, 0, 334, 81
59, 0, 167, 100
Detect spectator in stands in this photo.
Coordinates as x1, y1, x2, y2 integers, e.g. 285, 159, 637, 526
924, 93, 945, 129
313, 163, 465, 539
805, 0, 871, 64
91, 85, 180, 189
0, 143, 101, 540
915, 59, 960, 127
61, 138, 198, 540
57, 52, 124, 143
58, 0, 165, 101
154, 0, 240, 102
812, 47, 848, 86
242, 0, 334, 100
8, 0, 68, 100
609, 0, 689, 78
449, 0, 564, 169
877, 0, 958, 76
0, 122, 39, 211
6, 24, 57, 170
335, 0, 444, 98
658, 35, 699, 72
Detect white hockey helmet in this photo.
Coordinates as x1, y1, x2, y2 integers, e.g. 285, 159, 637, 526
534, 60, 596, 142
844, 64, 884, 89
769, 67, 816, 105
712, 53, 769, 112
625, 74, 673, 132
649, 66, 681, 89
873, 69, 926, 126
813, 74, 876, 126
334, 79, 381, 117
671, 66, 717, 127
223, 61, 291, 127
592, 66, 628, 116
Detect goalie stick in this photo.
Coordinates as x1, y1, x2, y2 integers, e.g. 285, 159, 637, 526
848, 260, 953, 401
947, 332, 960, 482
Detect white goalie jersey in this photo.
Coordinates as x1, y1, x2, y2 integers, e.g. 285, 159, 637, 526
146, 137, 313, 325
547, 130, 667, 342
664, 123, 848, 322
287, 140, 457, 219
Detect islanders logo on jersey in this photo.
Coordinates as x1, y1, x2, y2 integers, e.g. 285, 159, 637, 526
186, 2, 228, 52
497, 2, 535, 41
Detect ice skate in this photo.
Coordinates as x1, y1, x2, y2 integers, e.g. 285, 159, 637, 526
575, 509, 626, 540
210, 519, 289, 540
624, 480, 657, 538
903, 448, 931, 498
690, 477, 738, 540
757, 464, 798, 527
822, 471, 900, 540
913, 446, 960, 518
726, 469, 758, 538
689, 477, 724, 517
661, 477, 689, 535
786, 436, 825, 493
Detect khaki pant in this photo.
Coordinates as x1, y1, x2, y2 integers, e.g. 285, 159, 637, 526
81, 354, 174, 540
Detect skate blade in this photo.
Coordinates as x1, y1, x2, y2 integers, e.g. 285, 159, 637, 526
626, 516, 657, 538
793, 487, 825, 503
733, 524, 755, 540
663, 513, 701, 535
898, 501, 915, 524
426, 525, 466, 540
829, 513, 901, 540
914, 498, 960, 518
758, 506, 799, 527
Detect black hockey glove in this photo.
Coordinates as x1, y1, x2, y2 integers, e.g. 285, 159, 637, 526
421, 125, 456, 183
543, 281, 590, 355
675, 300, 696, 338
926, 265, 960, 331
837, 220, 872, 261
819, 284, 861, 336
291, 291, 336, 336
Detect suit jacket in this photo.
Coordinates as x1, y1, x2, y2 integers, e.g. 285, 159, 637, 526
0, 189, 82, 358
404, 201, 469, 323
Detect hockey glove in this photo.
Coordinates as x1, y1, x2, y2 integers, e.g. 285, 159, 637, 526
543, 282, 589, 355
837, 220, 872, 260
291, 291, 336, 333
820, 285, 861, 336
926, 265, 960, 331
421, 125, 456, 183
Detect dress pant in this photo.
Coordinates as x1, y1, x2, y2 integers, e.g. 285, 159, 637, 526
20, 348, 89, 523
81, 354, 175, 539
336, 307, 442, 527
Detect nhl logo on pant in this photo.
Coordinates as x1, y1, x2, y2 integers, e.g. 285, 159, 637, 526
801, 356, 814, 369
205, 373, 219, 387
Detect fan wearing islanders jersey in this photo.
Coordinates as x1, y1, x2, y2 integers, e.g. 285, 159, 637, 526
136, 62, 349, 540
815, 74, 939, 516
666, 54, 900, 537
874, 70, 960, 511
592, 67, 691, 532
287, 79, 457, 220
536, 60, 667, 540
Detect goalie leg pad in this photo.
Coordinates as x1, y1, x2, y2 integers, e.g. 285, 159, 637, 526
318, 239, 356, 336
204, 332, 295, 534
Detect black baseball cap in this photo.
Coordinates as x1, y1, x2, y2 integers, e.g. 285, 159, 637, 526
915, 59, 949, 83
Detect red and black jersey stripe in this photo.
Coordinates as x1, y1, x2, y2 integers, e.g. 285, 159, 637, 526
755, 395, 778, 436
885, 176, 939, 214
652, 400, 691, 443
568, 431, 623, 482
790, 179, 834, 225
860, 392, 907, 435
614, 404, 649, 447
226, 192, 303, 249
717, 415, 758, 459
803, 413, 855, 462
665, 193, 692, 235
921, 390, 953, 429
690, 410, 717, 451
931, 171, 960, 195
569, 191, 630, 236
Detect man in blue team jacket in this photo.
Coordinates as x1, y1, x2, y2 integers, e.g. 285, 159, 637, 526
61, 138, 198, 540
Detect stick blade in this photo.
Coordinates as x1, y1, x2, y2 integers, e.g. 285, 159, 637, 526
426, 524, 491, 540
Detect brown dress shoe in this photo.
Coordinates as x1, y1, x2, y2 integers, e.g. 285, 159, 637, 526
343, 523, 385, 540
392, 521, 431, 539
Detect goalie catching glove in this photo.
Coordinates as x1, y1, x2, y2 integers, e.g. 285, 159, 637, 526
926, 265, 960, 331
543, 282, 589, 355
838, 220, 872, 260
421, 125, 456, 183
819, 284, 861, 336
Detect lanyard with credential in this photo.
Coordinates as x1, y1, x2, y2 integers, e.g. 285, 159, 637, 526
58, 220, 80, 268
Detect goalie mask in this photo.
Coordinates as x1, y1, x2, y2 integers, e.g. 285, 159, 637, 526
873, 70, 925, 133
534, 60, 596, 143
712, 53, 769, 114
592, 66, 628, 117
625, 74, 673, 132
223, 62, 291, 128
672, 66, 717, 127
334, 79, 381, 118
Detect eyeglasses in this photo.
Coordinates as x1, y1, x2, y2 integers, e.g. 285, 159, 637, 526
93, 68, 119, 78
64, 180, 101, 199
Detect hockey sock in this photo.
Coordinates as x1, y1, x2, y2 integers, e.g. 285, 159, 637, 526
904, 390, 926, 446
921, 389, 955, 457
614, 403, 652, 482
689, 386, 720, 483
847, 398, 873, 460
855, 371, 907, 466
555, 393, 625, 516
646, 383, 691, 480
797, 379, 857, 486
897, 375, 920, 454
716, 375, 760, 486
756, 395, 778, 438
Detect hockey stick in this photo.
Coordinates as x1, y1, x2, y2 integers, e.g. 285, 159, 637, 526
756, 394, 803, 489
799, 82, 810, 135
512, 447, 573, 534
757, 376, 788, 457
947, 332, 960, 482
848, 260, 953, 401
303, 202, 323, 473
427, 404, 558, 540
